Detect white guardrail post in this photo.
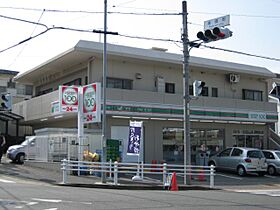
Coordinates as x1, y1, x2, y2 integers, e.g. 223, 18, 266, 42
210, 165, 215, 188
114, 161, 118, 185
62, 159, 67, 184
162, 163, 167, 188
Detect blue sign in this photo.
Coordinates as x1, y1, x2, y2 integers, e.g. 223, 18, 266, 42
127, 121, 142, 155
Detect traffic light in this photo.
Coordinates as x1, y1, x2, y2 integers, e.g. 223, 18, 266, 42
193, 80, 205, 97
197, 27, 232, 43
0, 93, 12, 110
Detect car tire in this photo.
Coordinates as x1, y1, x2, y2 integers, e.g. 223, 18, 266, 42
16, 154, 25, 164
237, 166, 246, 176
257, 172, 266, 177
267, 166, 276, 176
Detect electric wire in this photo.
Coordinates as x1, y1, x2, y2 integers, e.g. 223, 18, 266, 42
1, 6, 280, 19
201, 44, 280, 62
0, 14, 279, 63
8, 9, 45, 68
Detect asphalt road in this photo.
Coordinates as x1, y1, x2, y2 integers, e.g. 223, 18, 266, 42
0, 176, 280, 210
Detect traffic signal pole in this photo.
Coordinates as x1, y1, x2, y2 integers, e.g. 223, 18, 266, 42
182, 1, 191, 185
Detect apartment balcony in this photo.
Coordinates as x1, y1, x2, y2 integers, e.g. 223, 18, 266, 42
13, 88, 278, 125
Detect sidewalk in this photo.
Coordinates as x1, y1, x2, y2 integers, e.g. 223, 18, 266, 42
0, 156, 215, 190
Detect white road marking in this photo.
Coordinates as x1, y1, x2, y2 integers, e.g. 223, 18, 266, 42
216, 173, 243, 180
0, 178, 16, 183
32, 198, 62, 203
14, 206, 24, 209
264, 175, 277, 179
232, 189, 280, 197
44, 208, 58, 210
26, 201, 38, 206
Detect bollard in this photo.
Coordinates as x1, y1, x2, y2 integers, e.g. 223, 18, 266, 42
114, 161, 118, 185
109, 159, 112, 180
141, 161, 144, 180
210, 165, 215, 188
62, 159, 67, 184
162, 163, 167, 188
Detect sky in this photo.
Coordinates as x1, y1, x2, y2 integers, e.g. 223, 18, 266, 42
0, 0, 279, 75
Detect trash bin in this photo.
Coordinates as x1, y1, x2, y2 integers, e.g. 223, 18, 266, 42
196, 152, 209, 166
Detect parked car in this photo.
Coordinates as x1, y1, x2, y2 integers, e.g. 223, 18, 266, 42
6, 136, 36, 164
262, 150, 280, 175
208, 147, 267, 176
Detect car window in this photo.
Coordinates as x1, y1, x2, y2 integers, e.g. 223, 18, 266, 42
247, 150, 264, 158
263, 151, 275, 159
275, 152, 280, 159
219, 148, 232, 157
231, 148, 243, 157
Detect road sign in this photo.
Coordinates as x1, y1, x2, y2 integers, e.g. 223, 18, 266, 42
204, 15, 230, 30
59, 85, 79, 112
83, 83, 101, 123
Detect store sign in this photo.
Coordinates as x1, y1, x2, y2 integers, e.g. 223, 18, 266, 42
51, 101, 60, 115
249, 112, 266, 121
83, 83, 101, 123
59, 85, 79, 112
127, 121, 143, 156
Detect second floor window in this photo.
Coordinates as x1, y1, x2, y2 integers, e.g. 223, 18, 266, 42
63, 78, 82, 86
212, 87, 218, 97
107, 77, 133, 90
242, 89, 262, 101
165, 83, 175, 94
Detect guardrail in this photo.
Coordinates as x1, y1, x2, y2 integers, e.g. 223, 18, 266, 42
61, 159, 215, 188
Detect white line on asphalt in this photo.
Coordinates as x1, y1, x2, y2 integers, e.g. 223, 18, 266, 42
216, 173, 243, 180
32, 198, 62, 203
26, 202, 38, 206
0, 178, 16, 183
44, 208, 58, 210
264, 175, 277, 179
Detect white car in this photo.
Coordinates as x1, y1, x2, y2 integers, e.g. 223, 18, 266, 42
262, 150, 280, 175
208, 147, 267, 176
6, 136, 36, 164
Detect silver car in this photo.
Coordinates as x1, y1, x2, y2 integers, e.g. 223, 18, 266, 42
208, 147, 267, 176
262, 150, 280, 175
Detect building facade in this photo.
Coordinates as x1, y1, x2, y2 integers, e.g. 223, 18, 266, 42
0, 69, 32, 136
13, 40, 278, 164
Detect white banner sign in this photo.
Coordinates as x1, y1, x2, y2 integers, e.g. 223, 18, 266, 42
127, 121, 143, 156
59, 85, 79, 112
83, 83, 101, 123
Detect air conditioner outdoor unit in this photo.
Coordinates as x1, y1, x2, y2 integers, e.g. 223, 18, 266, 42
229, 74, 240, 83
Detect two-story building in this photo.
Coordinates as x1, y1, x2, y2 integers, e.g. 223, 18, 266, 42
13, 40, 278, 164
0, 69, 32, 136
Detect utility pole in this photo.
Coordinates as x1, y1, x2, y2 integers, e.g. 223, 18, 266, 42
182, 1, 191, 185
101, 0, 108, 183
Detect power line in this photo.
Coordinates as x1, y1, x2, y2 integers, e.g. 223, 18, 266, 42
8, 9, 45, 68
0, 6, 181, 16
0, 14, 279, 63
1, 6, 280, 19
200, 44, 280, 62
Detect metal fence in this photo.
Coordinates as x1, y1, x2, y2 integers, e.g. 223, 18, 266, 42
61, 159, 215, 188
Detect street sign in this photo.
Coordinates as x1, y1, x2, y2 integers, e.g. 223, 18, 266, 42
59, 85, 79, 112
83, 83, 101, 123
204, 15, 230, 30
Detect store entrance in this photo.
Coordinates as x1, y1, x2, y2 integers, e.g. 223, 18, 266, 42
163, 128, 224, 165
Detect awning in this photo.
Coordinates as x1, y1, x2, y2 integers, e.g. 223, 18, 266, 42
0, 111, 24, 121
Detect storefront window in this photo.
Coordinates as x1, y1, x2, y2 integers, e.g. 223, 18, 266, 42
163, 128, 224, 164
233, 130, 264, 149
